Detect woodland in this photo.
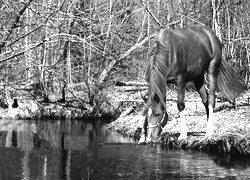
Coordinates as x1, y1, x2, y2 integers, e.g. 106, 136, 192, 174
0, 0, 249, 119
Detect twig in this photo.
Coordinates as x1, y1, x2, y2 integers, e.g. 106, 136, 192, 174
0, 0, 68, 62
0, 38, 48, 63
0, 0, 34, 53
216, 0, 225, 13
8, 0, 67, 47
178, 14, 205, 26
67, 85, 88, 109
50, 33, 104, 54
223, 37, 250, 42
140, 0, 164, 29
4, 0, 34, 42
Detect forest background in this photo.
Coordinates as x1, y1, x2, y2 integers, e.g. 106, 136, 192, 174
0, 0, 249, 118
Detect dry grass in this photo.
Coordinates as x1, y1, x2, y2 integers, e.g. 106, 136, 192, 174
107, 90, 250, 156
160, 102, 250, 156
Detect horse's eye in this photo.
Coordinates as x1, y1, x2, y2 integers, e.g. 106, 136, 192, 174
155, 113, 160, 117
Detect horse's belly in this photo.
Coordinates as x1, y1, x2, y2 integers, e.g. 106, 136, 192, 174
166, 70, 202, 83
186, 71, 200, 81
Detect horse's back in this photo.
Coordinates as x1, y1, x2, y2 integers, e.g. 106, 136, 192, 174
160, 25, 222, 54
158, 25, 222, 81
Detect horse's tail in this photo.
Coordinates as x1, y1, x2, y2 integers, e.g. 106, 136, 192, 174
217, 59, 246, 103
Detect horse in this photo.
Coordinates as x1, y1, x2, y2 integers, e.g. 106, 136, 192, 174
139, 25, 246, 143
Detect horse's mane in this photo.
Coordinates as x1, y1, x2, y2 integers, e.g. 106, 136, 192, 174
143, 38, 169, 115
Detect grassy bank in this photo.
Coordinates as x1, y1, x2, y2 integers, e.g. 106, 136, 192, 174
107, 91, 250, 156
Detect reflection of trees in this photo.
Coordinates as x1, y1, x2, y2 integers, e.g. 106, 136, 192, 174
0, 119, 105, 179
0, 120, 66, 179
21, 151, 30, 180
0, 120, 36, 151
0, 120, 39, 179
0, 119, 134, 179
1, 119, 250, 179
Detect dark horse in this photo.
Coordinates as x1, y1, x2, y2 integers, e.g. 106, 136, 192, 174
139, 25, 246, 143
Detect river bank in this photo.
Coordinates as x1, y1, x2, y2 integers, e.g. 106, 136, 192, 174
2, 84, 250, 156
0, 81, 146, 120
107, 90, 250, 156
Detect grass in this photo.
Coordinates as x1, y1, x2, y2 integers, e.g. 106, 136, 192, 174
107, 90, 250, 156
160, 131, 250, 156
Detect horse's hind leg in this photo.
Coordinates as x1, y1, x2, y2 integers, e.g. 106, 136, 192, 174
194, 75, 209, 118
206, 59, 220, 136
194, 75, 213, 137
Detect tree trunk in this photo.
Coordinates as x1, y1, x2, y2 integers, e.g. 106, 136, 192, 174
25, 7, 31, 86
212, 0, 222, 41
40, 0, 53, 102
147, 1, 151, 46
179, 0, 184, 28
88, 0, 93, 84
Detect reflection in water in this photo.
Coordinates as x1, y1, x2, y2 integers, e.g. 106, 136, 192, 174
0, 119, 249, 179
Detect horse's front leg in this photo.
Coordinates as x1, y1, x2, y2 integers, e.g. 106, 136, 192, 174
177, 76, 187, 140
138, 116, 148, 144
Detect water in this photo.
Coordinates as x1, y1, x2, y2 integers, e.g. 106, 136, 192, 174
0, 119, 250, 180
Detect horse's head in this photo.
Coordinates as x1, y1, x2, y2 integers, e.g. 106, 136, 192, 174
142, 40, 168, 142
142, 93, 168, 142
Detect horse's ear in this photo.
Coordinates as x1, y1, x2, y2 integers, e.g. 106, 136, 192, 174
141, 92, 148, 103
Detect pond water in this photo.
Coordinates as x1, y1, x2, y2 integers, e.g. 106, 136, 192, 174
0, 119, 250, 180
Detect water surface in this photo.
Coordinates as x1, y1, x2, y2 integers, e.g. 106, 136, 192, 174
0, 119, 249, 179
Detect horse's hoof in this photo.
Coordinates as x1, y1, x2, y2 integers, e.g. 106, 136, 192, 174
138, 141, 147, 145
138, 138, 147, 145
138, 134, 146, 144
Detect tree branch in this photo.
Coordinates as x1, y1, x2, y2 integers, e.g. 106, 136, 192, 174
7, 0, 67, 47
0, 38, 49, 63
178, 14, 205, 26
0, 0, 34, 53
216, 0, 225, 13
3, 0, 34, 43
140, 0, 164, 29
98, 34, 156, 85
0, 0, 68, 63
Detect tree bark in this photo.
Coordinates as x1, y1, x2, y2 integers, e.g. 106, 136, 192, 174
40, 0, 53, 102
25, 7, 31, 86
212, 0, 223, 41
